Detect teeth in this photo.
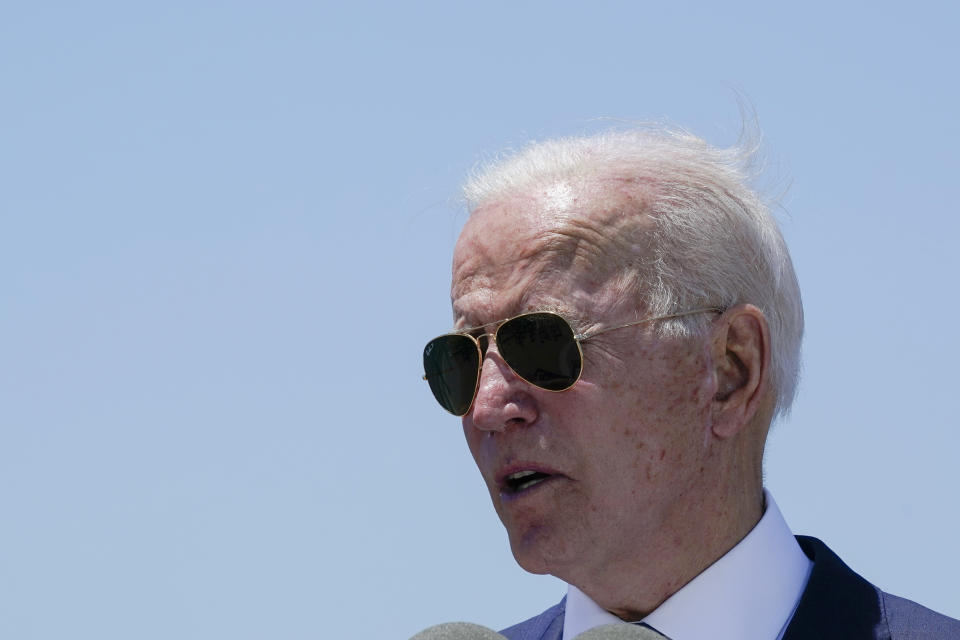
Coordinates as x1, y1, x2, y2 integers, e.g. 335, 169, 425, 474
504, 470, 550, 493
515, 477, 546, 492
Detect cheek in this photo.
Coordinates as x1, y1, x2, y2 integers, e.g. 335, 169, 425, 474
622, 343, 709, 419
591, 379, 707, 483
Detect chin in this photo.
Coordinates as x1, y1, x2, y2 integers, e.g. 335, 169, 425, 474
511, 547, 552, 575
508, 526, 576, 577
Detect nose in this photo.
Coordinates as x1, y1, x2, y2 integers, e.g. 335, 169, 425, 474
466, 347, 539, 432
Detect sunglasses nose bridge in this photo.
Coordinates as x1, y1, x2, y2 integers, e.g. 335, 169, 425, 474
474, 335, 512, 388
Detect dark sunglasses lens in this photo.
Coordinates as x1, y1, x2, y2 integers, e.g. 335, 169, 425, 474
424, 334, 481, 415
497, 313, 582, 391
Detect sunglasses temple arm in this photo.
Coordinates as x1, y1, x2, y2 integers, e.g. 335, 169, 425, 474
577, 307, 724, 340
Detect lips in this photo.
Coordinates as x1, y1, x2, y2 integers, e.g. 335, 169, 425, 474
504, 470, 551, 493
496, 465, 564, 497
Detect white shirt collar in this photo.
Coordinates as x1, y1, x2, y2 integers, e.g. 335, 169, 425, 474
562, 490, 812, 640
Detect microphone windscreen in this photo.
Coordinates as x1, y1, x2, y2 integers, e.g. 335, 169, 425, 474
574, 623, 668, 639
409, 621, 508, 640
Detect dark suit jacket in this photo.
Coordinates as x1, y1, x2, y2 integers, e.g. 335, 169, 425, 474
500, 537, 960, 640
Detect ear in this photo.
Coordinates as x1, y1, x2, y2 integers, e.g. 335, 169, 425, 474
709, 304, 771, 438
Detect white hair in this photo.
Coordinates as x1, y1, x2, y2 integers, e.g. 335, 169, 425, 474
463, 127, 804, 420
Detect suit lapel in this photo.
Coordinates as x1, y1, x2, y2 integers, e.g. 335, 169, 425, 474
500, 597, 566, 640
782, 536, 889, 640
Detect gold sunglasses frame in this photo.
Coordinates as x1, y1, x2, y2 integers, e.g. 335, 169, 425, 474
423, 307, 723, 416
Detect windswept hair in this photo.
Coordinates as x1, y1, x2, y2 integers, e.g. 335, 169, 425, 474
463, 127, 804, 420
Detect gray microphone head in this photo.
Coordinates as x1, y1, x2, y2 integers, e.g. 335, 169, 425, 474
409, 621, 508, 640
574, 623, 668, 639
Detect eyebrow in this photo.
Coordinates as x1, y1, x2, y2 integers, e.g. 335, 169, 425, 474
452, 306, 584, 336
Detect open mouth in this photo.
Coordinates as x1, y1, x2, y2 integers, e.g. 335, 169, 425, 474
503, 470, 553, 494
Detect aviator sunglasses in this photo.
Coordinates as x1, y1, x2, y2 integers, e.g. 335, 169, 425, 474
423, 308, 722, 416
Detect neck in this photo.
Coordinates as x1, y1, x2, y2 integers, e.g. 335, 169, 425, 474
571, 460, 764, 620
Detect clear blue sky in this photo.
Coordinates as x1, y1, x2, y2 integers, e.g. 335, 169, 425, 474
2, 2, 958, 638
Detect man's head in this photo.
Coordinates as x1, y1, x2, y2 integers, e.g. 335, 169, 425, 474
430, 127, 802, 617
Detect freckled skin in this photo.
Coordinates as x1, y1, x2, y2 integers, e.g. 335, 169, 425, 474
451, 181, 769, 620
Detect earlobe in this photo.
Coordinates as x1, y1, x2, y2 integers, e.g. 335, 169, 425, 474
710, 305, 770, 438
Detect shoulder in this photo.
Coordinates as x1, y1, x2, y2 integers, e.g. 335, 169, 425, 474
881, 591, 960, 639
500, 598, 566, 640
787, 536, 959, 640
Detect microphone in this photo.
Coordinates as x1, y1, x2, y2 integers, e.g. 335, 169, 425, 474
408, 622, 507, 639
574, 623, 668, 639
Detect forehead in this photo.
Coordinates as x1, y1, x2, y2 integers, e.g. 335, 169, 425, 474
451, 179, 654, 327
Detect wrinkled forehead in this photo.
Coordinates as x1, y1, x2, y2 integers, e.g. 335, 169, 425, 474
451, 179, 655, 324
